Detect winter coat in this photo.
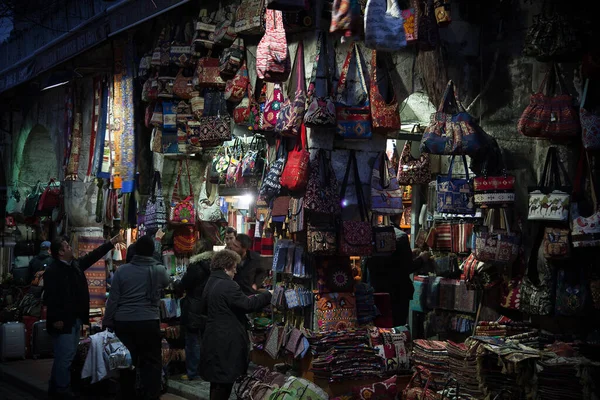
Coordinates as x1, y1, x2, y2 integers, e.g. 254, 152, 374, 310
233, 250, 265, 296
44, 242, 114, 334
28, 252, 53, 277
180, 251, 213, 331
199, 269, 271, 384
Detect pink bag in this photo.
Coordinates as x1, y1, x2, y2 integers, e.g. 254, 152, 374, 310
256, 9, 291, 82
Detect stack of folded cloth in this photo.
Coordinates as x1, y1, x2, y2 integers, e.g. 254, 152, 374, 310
446, 340, 484, 398
411, 339, 449, 390
506, 330, 540, 349
536, 356, 591, 400
309, 329, 384, 382
474, 318, 533, 338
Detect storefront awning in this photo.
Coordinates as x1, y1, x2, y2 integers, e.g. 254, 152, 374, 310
0, 0, 190, 94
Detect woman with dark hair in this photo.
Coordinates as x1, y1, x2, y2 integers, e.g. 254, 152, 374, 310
199, 249, 272, 400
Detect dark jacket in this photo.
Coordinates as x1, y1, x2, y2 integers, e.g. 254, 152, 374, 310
28, 251, 53, 276
233, 250, 264, 296
43, 242, 114, 334
180, 251, 213, 331
199, 270, 271, 384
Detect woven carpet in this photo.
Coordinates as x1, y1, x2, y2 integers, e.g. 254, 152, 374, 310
78, 235, 107, 307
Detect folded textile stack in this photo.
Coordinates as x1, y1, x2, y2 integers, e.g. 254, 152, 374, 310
536, 357, 591, 400
446, 340, 484, 398
474, 318, 533, 338
411, 339, 449, 390
506, 330, 540, 349
369, 327, 411, 373
309, 329, 385, 382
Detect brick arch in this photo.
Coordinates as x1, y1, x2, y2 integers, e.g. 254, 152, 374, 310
14, 124, 59, 187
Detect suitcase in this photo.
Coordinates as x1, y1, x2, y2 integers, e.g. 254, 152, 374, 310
22, 315, 38, 358
0, 321, 26, 361
32, 320, 53, 359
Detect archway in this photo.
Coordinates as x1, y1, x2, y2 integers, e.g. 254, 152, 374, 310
17, 124, 58, 187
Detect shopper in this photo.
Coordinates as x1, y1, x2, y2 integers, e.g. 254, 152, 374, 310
366, 228, 431, 326
180, 239, 214, 381
199, 249, 272, 400
44, 232, 124, 399
226, 233, 265, 295
29, 240, 53, 276
224, 226, 237, 246
102, 235, 170, 400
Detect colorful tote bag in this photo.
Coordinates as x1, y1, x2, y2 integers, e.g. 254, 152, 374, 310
473, 168, 516, 209
261, 82, 284, 132
436, 155, 475, 215
234, 0, 266, 35
224, 61, 250, 103
304, 32, 336, 127
169, 159, 196, 225
369, 51, 401, 132
474, 209, 520, 264
520, 245, 555, 316
275, 41, 307, 137
145, 171, 167, 230
259, 141, 286, 203
420, 80, 483, 155
581, 79, 600, 150
365, 0, 407, 51
304, 149, 342, 214
517, 64, 580, 139
335, 43, 372, 140
315, 292, 358, 332
528, 147, 571, 222
256, 9, 291, 82
396, 138, 431, 185
197, 165, 223, 222
371, 151, 404, 214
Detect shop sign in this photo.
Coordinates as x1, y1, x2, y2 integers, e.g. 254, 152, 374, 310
108, 0, 191, 36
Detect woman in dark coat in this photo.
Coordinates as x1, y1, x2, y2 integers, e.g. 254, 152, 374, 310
199, 249, 272, 400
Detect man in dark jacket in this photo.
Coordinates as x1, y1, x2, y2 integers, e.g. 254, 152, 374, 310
199, 249, 272, 400
29, 240, 53, 277
44, 232, 123, 399
226, 234, 265, 296
103, 235, 170, 400
179, 239, 214, 381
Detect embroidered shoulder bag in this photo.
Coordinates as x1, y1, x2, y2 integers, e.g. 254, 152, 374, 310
528, 146, 571, 222
371, 151, 404, 214
369, 51, 401, 132
259, 140, 287, 203
397, 137, 431, 185
234, 0, 266, 35
520, 243, 555, 316
335, 43, 372, 140
473, 158, 516, 208
261, 82, 284, 132
339, 150, 373, 256
219, 38, 245, 81
170, 159, 196, 225
275, 41, 307, 137
280, 124, 310, 192
436, 155, 475, 215
474, 209, 520, 264
225, 61, 250, 103
256, 9, 290, 82
145, 171, 167, 230
198, 164, 223, 222
304, 149, 341, 214
365, 0, 407, 51
304, 32, 336, 127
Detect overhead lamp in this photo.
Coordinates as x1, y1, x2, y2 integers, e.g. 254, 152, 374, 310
40, 70, 81, 91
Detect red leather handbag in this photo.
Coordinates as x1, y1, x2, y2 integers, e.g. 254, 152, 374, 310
37, 178, 61, 212
280, 124, 310, 192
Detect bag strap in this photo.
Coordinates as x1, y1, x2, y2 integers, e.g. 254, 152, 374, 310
152, 171, 162, 199
294, 124, 307, 152
538, 146, 555, 187
447, 155, 470, 180
378, 152, 392, 189
370, 50, 396, 105
336, 43, 368, 102
438, 80, 466, 113
172, 160, 183, 202
307, 32, 323, 100
340, 150, 367, 221
288, 41, 306, 98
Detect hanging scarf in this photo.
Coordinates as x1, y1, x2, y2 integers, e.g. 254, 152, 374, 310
86, 77, 103, 181
93, 79, 109, 178
98, 78, 113, 179
112, 43, 124, 189
66, 85, 83, 181
63, 85, 74, 178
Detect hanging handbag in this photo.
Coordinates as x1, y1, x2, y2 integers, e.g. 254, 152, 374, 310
517, 64, 580, 139
473, 161, 516, 208
173, 69, 195, 100
280, 124, 310, 192
523, 5, 581, 62
275, 41, 306, 137
571, 152, 600, 248
307, 222, 338, 255
315, 292, 357, 331
289, 197, 305, 233
198, 165, 223, 222
417, 0, 440, 51
474, 209, 520, 264
500, 275, 522, 311
401, 5, 418, 44
580, 79, 600, 150
174, 225, 196, 256
213, 4, 238, 47
304, 149, 342, 215
365, 0, 407, 51
339, 150, 373, 257
195, 97, 232, 147
397, 138, 431, 186
451, 221, 474, 254
145, 172, 168, 230
256, 9, 291, 82
304, 32, 336, 128
372, 220, 396, 256
24, 182, 42, 218
335, 43, 372, 140
210, 147, 231, 184
271, 196, 291, 218
370, 151, 404, 214
369, 51, 401, 132
157, 75, 176, 99
219, 38, 245, 81
261, 82, 284, 132
436, 155, 475, 215
420, 80, 483, 155
194, 55, 226, 90
37, 179, 61, 213
555, 268, 587, 316
169, 159, 196, 226
225, 61, 250, 103
329, 0, 363, 40
241, 136, 267, 177
234, 0, 266, 35
169, 26, 192, 67
528, 147, 571, 222
193, 8, 217, 50
520, 244, 555, 316
402, 366, 438, 400
151, 27, 171, 67
542, 227, 570, 260
141, 75, 158, 103
6, 188, 25, 215
259, 140, 287, 203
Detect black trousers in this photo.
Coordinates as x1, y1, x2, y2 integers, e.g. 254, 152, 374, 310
114, 320, 162, 400
210, 383, 234, 400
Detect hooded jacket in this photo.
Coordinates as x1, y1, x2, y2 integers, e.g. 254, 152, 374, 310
180, 251, 213, 331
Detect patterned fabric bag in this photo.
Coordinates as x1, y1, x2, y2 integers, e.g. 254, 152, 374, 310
261, 82, 284, 132
169, 26, 192, 67
369, 50, 401, 132
528, 147, 571, 222
542, 227, 570, 260
474, 209, 520, 264
520, 245, 555, 316
280, 124, 310, 192
234, 0, 266, 35
210, 147, 230, 184
304, 149, 341, 214
335, 43, 372, 140
581, 79, 600, 150
571, 153, 600, 248
145, 172, 167, 230
555, 268, 587, 316
275, 41, 306, 137
259, 141, 286, 203
194, 56, 226, 90
397, 138, 431, 185
517, 64, 580, 139
241, 136, 267, 177
339, 150, 373, 256
315, 292, 357, 332
500, 275, 522, 310
213, 4, 238, 47
169, 159, 196, 226
256, 9, 290, 82
473, 166, 516, 208
304, 32, 336, 128
225, 61, 250, 103
365, 0, 407, 51
219, 38, 245, 81
198, 165, 223, 222
371, 151, 404, 215
172, 69, 195, 100
330, 0, 363, 40
436, 155, 475, 215
289, 197, 305, 233
173, 225, 196, 256
372, 225, 396, 256
420, 80, 483, 155
307, 223, 337, 255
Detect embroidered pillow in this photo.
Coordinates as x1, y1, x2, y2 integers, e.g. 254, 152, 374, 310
351, 375, 398, 400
